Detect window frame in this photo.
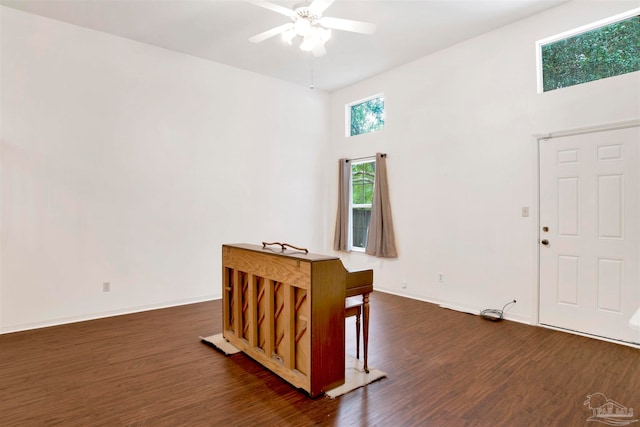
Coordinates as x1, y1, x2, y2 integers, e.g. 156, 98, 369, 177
349, 157, 376, 252
345, 94, 385, 138
535, 8, 640, 93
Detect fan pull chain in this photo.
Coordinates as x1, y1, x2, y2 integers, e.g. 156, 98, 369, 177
310, 59, 315, 90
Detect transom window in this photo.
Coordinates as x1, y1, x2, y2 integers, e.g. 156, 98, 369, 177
350, 159, 375, 250
347, 95, 384, 137
537, 10, 640, 92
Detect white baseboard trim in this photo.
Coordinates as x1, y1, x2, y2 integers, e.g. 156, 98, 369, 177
374, 288, 532, 325
540, 324, 640, 349
2, 288, 536, 334
439, 304, 481, 316
0, 295, 220, 335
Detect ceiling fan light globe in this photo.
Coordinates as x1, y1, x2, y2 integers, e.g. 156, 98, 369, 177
299, 35, 314, 51
319, 27, 331, 43
310, 27, 322, 44
282, 28, 296, 45
294, 18, 311, 36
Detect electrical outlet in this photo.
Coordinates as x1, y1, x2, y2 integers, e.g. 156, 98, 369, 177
401, 281, 407, 289
522, 207, 529, 217
438, 273, 444, 283
103, 282, 110, 292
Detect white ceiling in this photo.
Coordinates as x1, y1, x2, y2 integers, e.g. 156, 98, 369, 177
1, 0, 569, 91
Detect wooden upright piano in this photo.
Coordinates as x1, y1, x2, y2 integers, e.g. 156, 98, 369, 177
221, 243, 373, 397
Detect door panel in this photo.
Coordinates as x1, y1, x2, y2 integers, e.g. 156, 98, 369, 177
539, 127, 640, 345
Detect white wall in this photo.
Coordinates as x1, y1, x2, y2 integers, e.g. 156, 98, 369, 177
0, 7, 331, 332
3, 0, 639, 333
326, 0, 640, 323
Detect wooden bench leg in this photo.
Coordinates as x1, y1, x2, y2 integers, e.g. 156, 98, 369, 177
355, 306, 361, 359
346, 294, 370, 374
362, 293, 369, 373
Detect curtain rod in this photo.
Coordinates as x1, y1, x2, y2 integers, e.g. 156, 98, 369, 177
345, 153, 387, 163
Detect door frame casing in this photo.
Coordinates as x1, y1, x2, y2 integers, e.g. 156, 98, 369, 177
533, 119, 640, 346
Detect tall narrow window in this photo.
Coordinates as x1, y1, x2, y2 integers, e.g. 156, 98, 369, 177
334, 154, 396, 257
350, 159, 375, 250
538, 11, 640, 92
347, 95, 384, 137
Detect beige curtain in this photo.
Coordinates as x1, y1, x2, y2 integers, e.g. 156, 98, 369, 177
333, 159, 350, 252
365, 153, 398, 258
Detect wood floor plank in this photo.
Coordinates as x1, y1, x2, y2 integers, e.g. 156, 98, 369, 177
1, 292, 638, 426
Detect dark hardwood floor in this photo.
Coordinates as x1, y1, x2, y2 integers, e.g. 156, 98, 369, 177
1, 292, 638, 426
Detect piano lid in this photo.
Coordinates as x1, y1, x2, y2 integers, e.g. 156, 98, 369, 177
223, 243, 340, 263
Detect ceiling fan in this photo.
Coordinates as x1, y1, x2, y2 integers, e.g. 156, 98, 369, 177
248, 0, 376, 57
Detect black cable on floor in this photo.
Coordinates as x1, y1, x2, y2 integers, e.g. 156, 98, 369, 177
480, 300, 516, 321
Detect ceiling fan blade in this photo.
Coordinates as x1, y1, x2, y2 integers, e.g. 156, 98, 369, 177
319, 17, 376, 35
249, 23, 294, 43
248, 1, 297, 18
312, 44, 327, 57
308, 0, 335, 15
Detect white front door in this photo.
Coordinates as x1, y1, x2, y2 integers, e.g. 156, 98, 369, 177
539, 126, 640, 345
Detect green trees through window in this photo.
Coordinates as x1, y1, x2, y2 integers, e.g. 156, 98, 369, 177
350, 97, 384, 136
541, 15, 640, 92
351, 161, 375, 249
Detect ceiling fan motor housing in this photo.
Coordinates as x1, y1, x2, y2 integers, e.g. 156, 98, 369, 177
293, 5, 320, 23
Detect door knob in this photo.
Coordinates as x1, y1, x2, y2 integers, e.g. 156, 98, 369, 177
541, 239, 549, 246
